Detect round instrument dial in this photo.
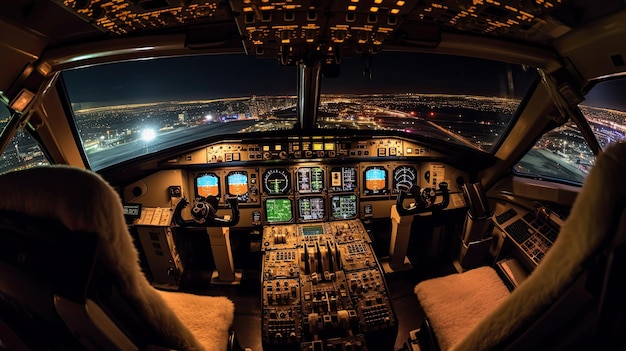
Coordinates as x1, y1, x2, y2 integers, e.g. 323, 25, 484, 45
393, 166, 418, 192
263, 168, 291, 195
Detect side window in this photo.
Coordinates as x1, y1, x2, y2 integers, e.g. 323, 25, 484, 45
514, 78, 626, 185
0, 108, 50, 174
514, 120, 593, 184
580, 79, 626, 149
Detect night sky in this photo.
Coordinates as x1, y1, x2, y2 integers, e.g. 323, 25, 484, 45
62, 51, 626, 111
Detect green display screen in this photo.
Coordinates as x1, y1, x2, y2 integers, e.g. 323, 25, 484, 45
331, 194, 357, 219
302, 224, 324, 236
265, 198, 293, 223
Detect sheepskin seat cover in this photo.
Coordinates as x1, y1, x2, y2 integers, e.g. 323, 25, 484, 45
414, 141, 626, 351
0, 165, 234, 351
414, 266, 510, 351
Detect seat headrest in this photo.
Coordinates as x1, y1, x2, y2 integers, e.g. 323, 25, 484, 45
0, 165, 131, 271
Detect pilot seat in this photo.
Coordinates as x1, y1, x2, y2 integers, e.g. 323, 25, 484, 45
411, 141, 626, 350
0, 165, 242, 351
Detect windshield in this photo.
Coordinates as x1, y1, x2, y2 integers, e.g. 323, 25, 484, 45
63, 52, 537, 171
320, 52, 536, 152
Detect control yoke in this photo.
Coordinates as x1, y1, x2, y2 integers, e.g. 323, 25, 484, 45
396, 182, 450, 216
174, 195, 240, 227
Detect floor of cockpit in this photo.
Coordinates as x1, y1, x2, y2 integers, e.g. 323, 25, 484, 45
171, 221, 459, 351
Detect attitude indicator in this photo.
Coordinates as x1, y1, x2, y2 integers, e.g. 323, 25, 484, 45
364, 166, 388, 195
226, 171, 249, 202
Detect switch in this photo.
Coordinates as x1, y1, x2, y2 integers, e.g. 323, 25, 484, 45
169, 185, 181, 198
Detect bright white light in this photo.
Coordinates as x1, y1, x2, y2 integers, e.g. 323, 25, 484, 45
142, 128, 156, 142
205, 114, 213, 121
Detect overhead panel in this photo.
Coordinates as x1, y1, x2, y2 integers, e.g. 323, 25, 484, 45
54, 0, 220, 35
405, 0, 569, 44
228, 0, 416, 65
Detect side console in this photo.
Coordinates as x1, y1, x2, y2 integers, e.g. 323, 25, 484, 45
492, 205, 564, 289
261, 220, 397, 350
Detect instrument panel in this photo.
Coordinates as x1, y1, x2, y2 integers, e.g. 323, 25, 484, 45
124, 137, 470, 226
171, 136, 440, 165
183, 161, 468, 226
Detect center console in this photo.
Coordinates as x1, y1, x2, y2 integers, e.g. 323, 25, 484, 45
261, 219, 397, 350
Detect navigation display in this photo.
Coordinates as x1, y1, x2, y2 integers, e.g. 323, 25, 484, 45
195, 172, 220, 199
298, 197, 325, 221
296, 166, 325, 193
226, 171, 249, 202
263, 168, 291, 195
393, 165, 418, 193
331, 194, 358, 219
364, 166, 388, 195
265, 198, 293, 223
329, 166, 357, 192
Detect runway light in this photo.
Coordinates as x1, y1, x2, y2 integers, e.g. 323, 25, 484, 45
142, 128, 156, 142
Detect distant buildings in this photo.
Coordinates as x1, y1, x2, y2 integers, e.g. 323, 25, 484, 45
2, 94, 624, 179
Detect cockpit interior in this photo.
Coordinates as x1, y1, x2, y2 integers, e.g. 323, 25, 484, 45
1, 0, 626, 350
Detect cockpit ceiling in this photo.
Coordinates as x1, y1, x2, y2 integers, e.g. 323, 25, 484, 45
48, 0, 621, 57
